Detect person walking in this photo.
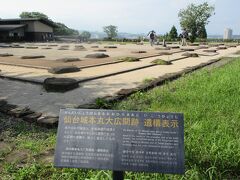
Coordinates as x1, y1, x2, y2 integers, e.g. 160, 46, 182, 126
147, 30, 156, 46
180, 29, 188, 46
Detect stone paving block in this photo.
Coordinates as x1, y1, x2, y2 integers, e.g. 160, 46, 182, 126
0, 104, 18, 114
131, 51, 147, 53
21, 55, 45, 59
181, 48, 195, 51
57, 48, 69, 50
182, 52, 199, 57
217, 46, 227, 50
159, 52, 172, 55
203, 49, 217, 53
85, 53, 109, 58
170, 46, 180, 49
37, 116, 58, 128
43, 77, 79, 92
42, 47, 52, 49
56, 57, 81, 62
104, 46, 117, 48
155, 47, 171, 50
94, 49, 107, 52
26, 47, 38, 49
8, 106, 34, 118
22, 112, 42, 123
0, 53, 13, 57
48, 66, 80, 74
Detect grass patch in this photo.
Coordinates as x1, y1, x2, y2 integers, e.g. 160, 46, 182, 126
118, 57, 140, 62
0, 115, 56, 156
151, 59, 172, 65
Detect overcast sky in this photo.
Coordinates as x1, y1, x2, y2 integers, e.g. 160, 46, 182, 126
0, 0, 239, 35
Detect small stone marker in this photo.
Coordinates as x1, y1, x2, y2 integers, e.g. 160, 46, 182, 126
104, 46, 117, 48
26, 46, 39, 49
56, 57, 81, 63
182, 52, 199, 57
61, 45, 70, 48
228, 45, 237, 48
21, 55, 45, 59
180, 48, 195, 51
74, 46, 87, 51
54, 109, 185, 176
203, 49, 217, 53
94, 49, 107, 52
58, 48, 69, 50
11, 45, 24, 48
170, 46, 180, 49
155, 47, 171, 50
48, 44, 58, 47
159, 52, 172, 55
48, 66, 80, 74
217, 46, 227, 50
43, 78, 79, 92
131, 51, 147, 54
85, 53, 109, 58
0, 44, 11, 48
0, 53, 13, 57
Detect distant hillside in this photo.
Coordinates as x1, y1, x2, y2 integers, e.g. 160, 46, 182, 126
79, 30, 146, 39
208, 35, 240, 39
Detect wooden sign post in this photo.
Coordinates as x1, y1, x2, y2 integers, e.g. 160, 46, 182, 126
113, 171, 124, 180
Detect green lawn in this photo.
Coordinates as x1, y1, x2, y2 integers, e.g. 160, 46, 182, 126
1, 58, 240, 179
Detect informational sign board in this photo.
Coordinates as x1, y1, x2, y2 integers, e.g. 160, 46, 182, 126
54, 109, 184, 174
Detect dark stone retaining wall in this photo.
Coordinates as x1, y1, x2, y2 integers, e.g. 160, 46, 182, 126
0, 99, 58, 128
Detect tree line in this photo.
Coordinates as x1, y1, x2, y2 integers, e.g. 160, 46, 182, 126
19, 2, 214, 43
19, 12, 79, 36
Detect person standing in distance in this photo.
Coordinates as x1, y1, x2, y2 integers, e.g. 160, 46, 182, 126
147, 30, 156, 46
181, 29, 188, 46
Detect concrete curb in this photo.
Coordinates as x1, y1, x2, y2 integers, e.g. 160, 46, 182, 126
102, 58, 226, 103
0, 74, 43, 85
0, 62, 48, 70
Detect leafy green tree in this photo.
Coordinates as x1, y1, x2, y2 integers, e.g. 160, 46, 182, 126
80, 31, 91, 41
54, 22, 79, 36
103, 25, 118, 39
198, 25, 207, 39
178, 2, 214, 42
169, 26, 178, 40
19, 12, 79, 36
20, 12, 49, 19
162, 33, 170, 41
